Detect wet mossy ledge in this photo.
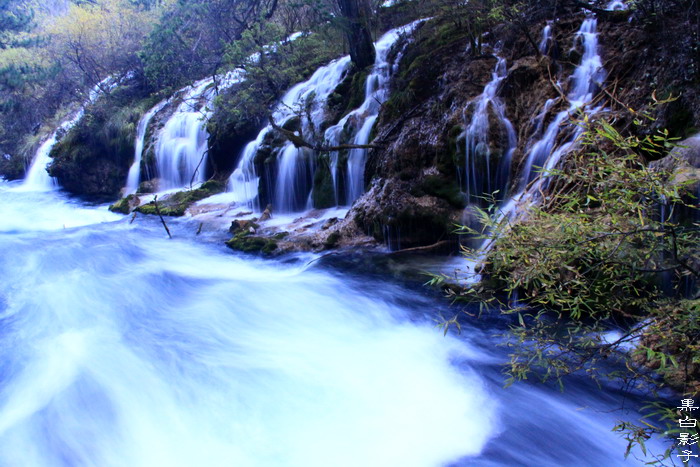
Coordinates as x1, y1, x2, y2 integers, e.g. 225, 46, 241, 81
109, 180, 226, 216
226, 231, 282, 256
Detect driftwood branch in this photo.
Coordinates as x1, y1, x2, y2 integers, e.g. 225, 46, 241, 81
268, 117, 381, 152
153, 195, 172, 239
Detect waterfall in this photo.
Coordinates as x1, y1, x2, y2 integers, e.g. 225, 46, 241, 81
21, 76, 122, 192
462, 17, 606, 283
124, 99, 168, 195
153, 75, 242, 191
226, 56, 352, 212
519, 17, 605, 190
22, 113, 82, 191
328, 23, 420, 205
539, 22, 553, 55
141, 33, 304, 193
228, 20, 425, 213
151, 69, 245, 191
462, 56, 517, 205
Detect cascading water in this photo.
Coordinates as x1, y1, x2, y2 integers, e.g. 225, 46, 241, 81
153, 74, 244, 191
0, 181, 668, 465
139, 34, 303, 193
327, 23, 421, 205
459, 17, 607, 283
228, 21, 424, 212
606, 0, 627, 10
124, 99, 168, 195
227, 56, 352, 212
519, 17, 605, 191
22, 114, 82, 191
462, 56, 517, 205
21, 76, 121, 192
539, 22, 553, 55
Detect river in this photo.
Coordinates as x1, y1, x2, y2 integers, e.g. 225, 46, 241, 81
0, 181, 667, 466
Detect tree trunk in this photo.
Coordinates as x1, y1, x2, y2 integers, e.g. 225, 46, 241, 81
337, 0, 376, 69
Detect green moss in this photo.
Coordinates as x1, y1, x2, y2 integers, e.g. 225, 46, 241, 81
326, 68, 369, 126
109, 194, 138, 214
135, 182, 225, 217
439, 124, 466, 174
225, 231, 278, 256
312, 162, 336, 208
47, 86, 157, 198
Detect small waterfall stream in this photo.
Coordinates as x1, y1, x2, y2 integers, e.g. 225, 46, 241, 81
22, 114, 82, 192
228, 55, 352, 212
21, 76, 121, 192
132, 34, 304, 193
539, 22, 553, 55
462, 55, 517, 205
326, 22, 421, 206
460, 17, 607, 283
124, 99, 168, 195
520, 17, 605, 190
153, 73, 244, 191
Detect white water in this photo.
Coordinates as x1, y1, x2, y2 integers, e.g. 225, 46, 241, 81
0, 181, 667, 465
519, 17, 604, 193
459, 18, 606, 284
154, 76, 238, 191
142, 33, 304, 193
462, 56, 517, 205
329, 22, 422, 205
22, 76, 121, 192
124, 100, 169, 195
21, 113, 83, 192
228, 20, 424, 212
539, 22, 553, 55
227, 55, 351, 212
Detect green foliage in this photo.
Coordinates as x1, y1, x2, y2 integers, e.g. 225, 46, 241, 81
437, 110, 700, 463
140, 0, 282, 91
0, 0, 33, 49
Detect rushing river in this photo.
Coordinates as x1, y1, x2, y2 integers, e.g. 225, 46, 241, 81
0, 181, 667, 466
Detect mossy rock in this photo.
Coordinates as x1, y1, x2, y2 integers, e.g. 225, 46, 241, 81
312, 162, 336, 209
326, 68, 369, 125
324, 231, 341, 249
109, 194, 140, 214
135, 181, 225, 217
225, 231, 278, 256
411, 175, 466, 209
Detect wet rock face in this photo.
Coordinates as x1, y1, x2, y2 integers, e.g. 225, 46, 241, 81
332, 6, 700, 252
50, 156, 127, 199
349, 178, 461, 250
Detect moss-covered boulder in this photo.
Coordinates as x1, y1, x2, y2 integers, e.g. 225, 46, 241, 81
225, 231, 278, 256
109, 194, 141, 214
135, 180, 225, 217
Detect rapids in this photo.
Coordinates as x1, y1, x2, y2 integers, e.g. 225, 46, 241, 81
0, 181, 667, 466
